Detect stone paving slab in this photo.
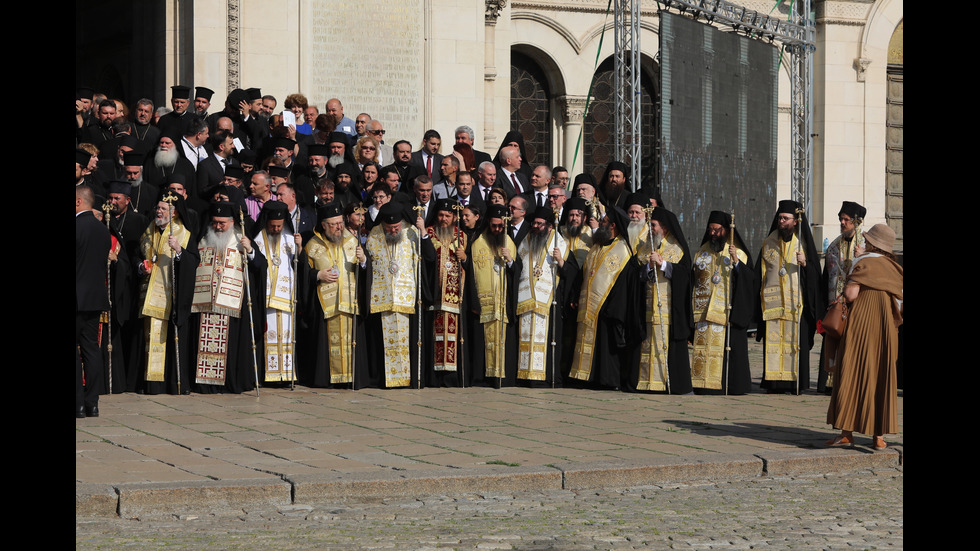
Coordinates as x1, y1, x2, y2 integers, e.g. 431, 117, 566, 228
77, 365, 903, 518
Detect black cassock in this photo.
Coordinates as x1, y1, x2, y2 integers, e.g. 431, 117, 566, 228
570, 248, 646, 391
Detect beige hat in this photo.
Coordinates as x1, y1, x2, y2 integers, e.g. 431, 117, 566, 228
863, 223, 895, 253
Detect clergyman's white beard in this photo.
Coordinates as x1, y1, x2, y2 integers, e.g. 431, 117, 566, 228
155, 147, 179, 169
328, 154, 344, 168
203, 226, 238, 252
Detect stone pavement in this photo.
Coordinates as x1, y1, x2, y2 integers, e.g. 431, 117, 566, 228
76, 343, 903, 520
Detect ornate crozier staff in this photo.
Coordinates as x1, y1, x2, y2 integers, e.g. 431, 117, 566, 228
238, 206, 261, 396
642, 205, 671, 394
349, 206, 367, 390
412, 204, 426, 390
286, 210, 301, 391
162, 192, 182, 395
451, 201, 466, 388
549, 205, 561, 389
102, 200, 114, 392
723, 211, 735, 396
793, 206, 805, 396
496, 212, 513, 390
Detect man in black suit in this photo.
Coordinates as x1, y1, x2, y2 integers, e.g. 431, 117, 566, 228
76, 186, 111, 418
410, 176, 439, 228
507, 195, 531, 247
453, 171, 484, 213
497, 146, 529, 198
196, 129, 239, 195
454, 125, 492, 167
276, 182, 315, 245
411, 130, 444, 184
385, 142, 426, 197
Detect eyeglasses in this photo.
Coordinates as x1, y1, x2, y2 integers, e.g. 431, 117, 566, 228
548, 194, 563, 199
369, 130, 386, 135
361, 146, 376, 151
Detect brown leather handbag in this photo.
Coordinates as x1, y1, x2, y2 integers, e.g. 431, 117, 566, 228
822, 300, 848, 340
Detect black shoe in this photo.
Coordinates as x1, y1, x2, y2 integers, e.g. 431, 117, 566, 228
85, 405, 99, 418
76, 406, 86, 419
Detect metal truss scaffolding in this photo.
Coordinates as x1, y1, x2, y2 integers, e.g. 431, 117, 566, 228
615, 0, 815, 209
614, 0, 643, 191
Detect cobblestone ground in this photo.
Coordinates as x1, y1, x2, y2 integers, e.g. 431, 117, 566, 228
76, 469, 902, 550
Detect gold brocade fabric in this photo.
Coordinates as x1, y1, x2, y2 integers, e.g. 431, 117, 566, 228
760, 231, 803, 321
306, 232, 359, 318
139, 220, 191, 382
517, 312, 549, 380
366, 226, 419, 315
327, 314, 353, 383
634, 235, 684, 391
433, 311, 458, 371
192, 245, 246, 318
471, 232, 516, 379
563, 226, 593, 269
483, 319, 506, 379
195, 312, 230, 385
765, 318, 798, 382
139, 220, 191, 321
264, 309, 294, 382
471, 234, 516, 324
825, 230, 862, 303
690, 243, 749, 390
516, 229, 567, 316
144, 318, 168, 382
568, 238, 631, 381
760, 231, 804, 383
381, 312, 411, 386
256, 230, 295, 312
429, 227, 465, 314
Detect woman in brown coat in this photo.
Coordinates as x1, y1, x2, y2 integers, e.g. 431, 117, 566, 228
825, 224, 903, 450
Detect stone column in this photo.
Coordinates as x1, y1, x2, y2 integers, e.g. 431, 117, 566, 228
558, 95, 589, 177
484, 1, 506, 149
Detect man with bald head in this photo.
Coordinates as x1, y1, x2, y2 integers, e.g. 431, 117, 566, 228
325, 98, 357, 141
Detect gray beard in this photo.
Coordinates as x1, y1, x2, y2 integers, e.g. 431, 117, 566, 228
385, 229, 405, 245
155, 147, 179, 169
563, 223, 583, 238
328, 154, 344, 168
154, 215, 171, 229
627, 220, 645, 244
326, 231, 343, 245
435, 226, 454, 243
128, 175, 143, 188
651, 232, 664, 250
203, 226, 237, 252
592, 226, 612, 247
311, 165, 326, 178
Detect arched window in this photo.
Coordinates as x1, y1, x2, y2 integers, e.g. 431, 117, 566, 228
510, 51, 552, 167
583, 57, 660, 188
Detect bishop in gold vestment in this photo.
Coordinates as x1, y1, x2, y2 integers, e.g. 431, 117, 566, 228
756, 200, 823, 394
690, 211, 754, 395
304, 202, 367, 387
191, 202, 266, 394
365, 203, 429, 388
137, 194, 197, 395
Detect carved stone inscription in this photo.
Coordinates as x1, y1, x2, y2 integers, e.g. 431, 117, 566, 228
309, 0, 423, 141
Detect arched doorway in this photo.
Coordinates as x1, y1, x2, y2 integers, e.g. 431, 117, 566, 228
583, 56, 660, 188
509, 51, 552, 168
885, 20, 903, 257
